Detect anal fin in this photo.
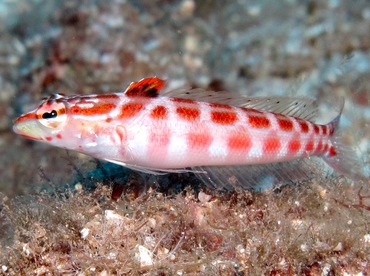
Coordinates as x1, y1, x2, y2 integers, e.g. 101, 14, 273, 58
193, 159, 325, 191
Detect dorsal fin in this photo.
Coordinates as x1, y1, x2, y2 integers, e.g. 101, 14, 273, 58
164, 87, 318, 121
124, 77, 165, 98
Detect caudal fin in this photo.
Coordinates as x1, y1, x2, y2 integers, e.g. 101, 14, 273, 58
323, 101, 368, 181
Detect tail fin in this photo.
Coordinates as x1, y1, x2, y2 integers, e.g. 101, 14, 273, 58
323, 100, 368, 181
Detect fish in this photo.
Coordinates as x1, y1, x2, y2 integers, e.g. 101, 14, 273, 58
13, 77, 366, 190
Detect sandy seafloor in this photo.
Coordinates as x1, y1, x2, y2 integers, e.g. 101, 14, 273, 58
0, 0, 369, 274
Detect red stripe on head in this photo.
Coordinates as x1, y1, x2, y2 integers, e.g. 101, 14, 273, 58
288, 139, 301, 152
176, 107, 200, 121
248, 115, 270, 128
119, 102, 144, 119
187, 132, 213, 149
277, 117, 293, 131
227, 133, 252, 151
15, 113, 37, 123
263, 137, 281, 154
150, 105, 168, 119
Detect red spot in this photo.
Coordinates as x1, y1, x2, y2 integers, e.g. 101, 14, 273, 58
316, 140, 323, 152
70, 103, 116, 116
119, 103, 144, 119
106, 118, 112, 123
263, 137, 281, 154
328, 146, 337, 156
323, 143, 329, 152
125, 77, 165, 98
288, 140, 301, 152
208, 103, 232, 109
150, 131, 170, 146
278, 117, 293, 131
95, 103, 116, 114
248, 115, 270, 128
313, 125, 320, 134
56, 134, 62, 139
46, 136, 52, 141
227, 133, 252, 151
211, 111, 238, 125
150, 105, 168, 119
305, 141, 314, 151
187, 133, 213, 149
321, 125, 328, 135
176, 107, 200, 121
298, 121, 309, 133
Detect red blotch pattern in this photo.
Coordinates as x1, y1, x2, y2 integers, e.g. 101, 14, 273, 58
313, 125, 320, 134
316, 140, 323, 152
298, 121, 309, 133
263, 137, 281, 154
46, 136, 52, 141
305, 141, 314, 151
150, 105, 168, 119
56, 134, 62, 139
321, 125, 328, 135
278, 118, 293, 131
328, 146, 337, 156
211, 111, 238, 125
288, 140, 301, 152
187, 133, 213, 149
176, 107, 200, 121
227, 133, 252, 151
119, 103, 144, 119
248, 115, 270, 128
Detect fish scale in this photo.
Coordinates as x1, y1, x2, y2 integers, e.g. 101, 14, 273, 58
13, 77, 367, 189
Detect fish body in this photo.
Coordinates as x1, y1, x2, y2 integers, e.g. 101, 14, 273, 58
13, 77, 365, 189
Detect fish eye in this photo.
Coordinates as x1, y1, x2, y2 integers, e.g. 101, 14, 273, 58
36, 102, 67, 128
42, 110, 58, 119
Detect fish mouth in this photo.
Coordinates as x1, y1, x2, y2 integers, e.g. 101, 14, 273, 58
13, 117, 44, 141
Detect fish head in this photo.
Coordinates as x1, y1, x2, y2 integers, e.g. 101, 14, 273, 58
13, 94, 69, 145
